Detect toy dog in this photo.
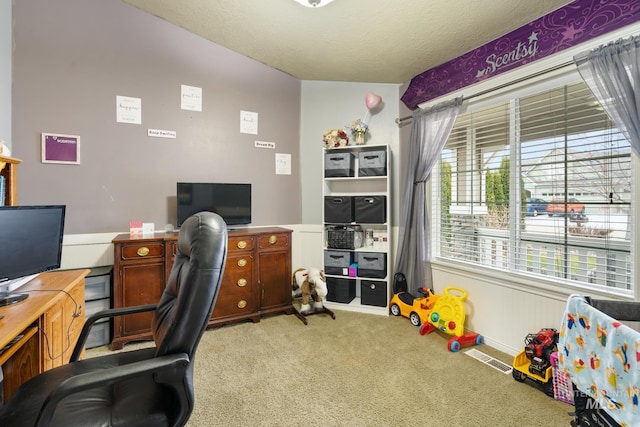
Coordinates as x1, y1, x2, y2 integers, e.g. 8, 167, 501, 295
292, 268, 328, 315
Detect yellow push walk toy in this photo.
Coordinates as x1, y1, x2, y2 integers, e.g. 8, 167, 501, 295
419, 286, 484, 352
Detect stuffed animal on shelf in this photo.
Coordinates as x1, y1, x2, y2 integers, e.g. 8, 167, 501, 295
292, 267, 328, 315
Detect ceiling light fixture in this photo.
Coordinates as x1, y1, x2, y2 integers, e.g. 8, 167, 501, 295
292, 0, 336, 8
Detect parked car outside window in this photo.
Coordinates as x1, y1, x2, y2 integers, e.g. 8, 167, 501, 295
525, 198, 548, 217
546, 198, 586, 217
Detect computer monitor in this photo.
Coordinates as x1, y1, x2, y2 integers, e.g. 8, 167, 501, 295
0, 205, 66, 305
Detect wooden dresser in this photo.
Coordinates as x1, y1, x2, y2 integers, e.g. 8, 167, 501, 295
111, 227, 293, 350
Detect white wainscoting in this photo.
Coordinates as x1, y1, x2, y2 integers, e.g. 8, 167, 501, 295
61, 225, 575, 356
61, 232, 122, 269
290, 224, 324, 270
60, 224, 327, 272
432, 261, 571, 356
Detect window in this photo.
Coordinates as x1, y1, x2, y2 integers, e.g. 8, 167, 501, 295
434, 80, 633, 294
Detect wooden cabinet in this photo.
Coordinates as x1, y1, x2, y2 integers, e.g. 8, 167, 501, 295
1, 328, 39, 401
111, 227, 293, 349
40, 280, 85, 370
0, 270, 88, 402
111, 236, 166, 350
0, 154, 22, 206
209, 228, 294, 327
257, 231, 293, 317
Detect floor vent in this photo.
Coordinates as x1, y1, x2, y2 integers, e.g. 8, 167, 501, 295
465, 348, 513, 374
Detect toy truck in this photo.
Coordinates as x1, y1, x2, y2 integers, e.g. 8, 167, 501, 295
511, 328, 558, 396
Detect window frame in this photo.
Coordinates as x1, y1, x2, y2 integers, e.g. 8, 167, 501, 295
428, 69, 638, 300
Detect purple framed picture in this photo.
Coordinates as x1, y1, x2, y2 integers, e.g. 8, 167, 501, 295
41, 133, 80, 164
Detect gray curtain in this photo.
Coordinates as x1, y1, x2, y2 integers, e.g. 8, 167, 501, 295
574, 35, 640, 158
394, 97, 462, 294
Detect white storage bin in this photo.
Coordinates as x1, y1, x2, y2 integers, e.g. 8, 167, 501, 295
85, 267, 112, 301
85, 278, 110, 301
86, 298, 110, 319
85, 321, 111, 349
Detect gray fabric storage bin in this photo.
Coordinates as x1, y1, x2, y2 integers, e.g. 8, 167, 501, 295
356, 252, 387, 278
324, 250, 353, 275
358, 150, 386, 176
325, 152, 354, 177
354, 196, 386, 224
324, 196, 354, 223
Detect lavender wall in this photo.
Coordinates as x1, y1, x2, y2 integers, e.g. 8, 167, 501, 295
12, 0, 301, 233
300, 81, 401, 226
0, 0, 10, 149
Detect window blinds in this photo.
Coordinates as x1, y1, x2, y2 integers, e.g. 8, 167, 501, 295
435, 81, 633, 291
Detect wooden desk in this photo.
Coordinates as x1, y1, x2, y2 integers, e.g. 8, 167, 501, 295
0, 269, 88, 402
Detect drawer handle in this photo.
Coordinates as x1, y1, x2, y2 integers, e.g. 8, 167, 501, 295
237, 259, 247, 267
237, 240, 247, 249
237, 278, 247, 287
269, 235, 277, 245
136, 247, 150, 257
237, 300, 247, 309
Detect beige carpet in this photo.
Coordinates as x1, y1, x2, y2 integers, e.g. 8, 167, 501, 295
88, 309, 574, 426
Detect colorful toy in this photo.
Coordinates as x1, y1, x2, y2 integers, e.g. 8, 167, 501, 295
419, 286, 484, 352
389, 272, 439, 327
511, 328, 559, 396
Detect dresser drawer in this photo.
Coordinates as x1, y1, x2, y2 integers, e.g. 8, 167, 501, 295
258, 233, 289, 250
212, 291, 255, 318
222, 270, 253, 296
228, 236, 254, 252
225, 254, 254, 273
222, 255, 253, 293
119, 242, 164, 260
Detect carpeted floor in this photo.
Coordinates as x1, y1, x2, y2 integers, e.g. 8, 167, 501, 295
88, 309, 574, 426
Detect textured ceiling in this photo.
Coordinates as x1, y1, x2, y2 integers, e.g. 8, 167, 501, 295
121, 0, 572, 83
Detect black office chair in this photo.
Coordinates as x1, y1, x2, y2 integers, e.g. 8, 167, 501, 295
0, 212, 228, 427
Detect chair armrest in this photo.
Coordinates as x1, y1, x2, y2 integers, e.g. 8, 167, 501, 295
70, 304, 158, 361
35, 353, 190, 427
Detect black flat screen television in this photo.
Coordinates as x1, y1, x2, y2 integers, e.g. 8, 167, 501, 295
0, 205, 66, 303
177, 182, 251, 227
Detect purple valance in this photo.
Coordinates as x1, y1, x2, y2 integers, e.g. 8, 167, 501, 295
401, 0, 640, 110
